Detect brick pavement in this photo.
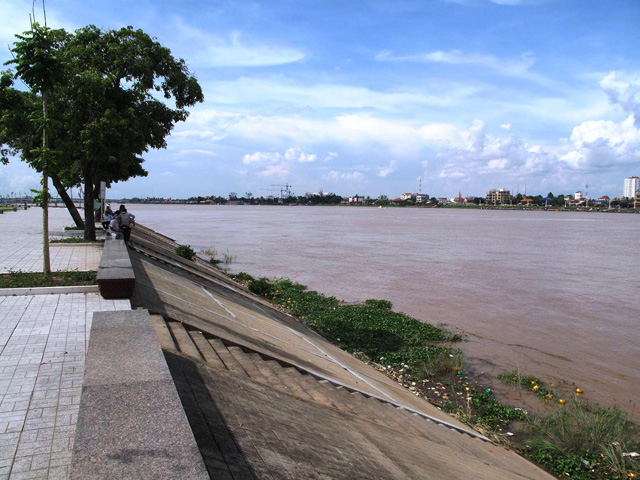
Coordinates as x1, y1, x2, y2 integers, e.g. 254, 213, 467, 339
0, 208, 102, 274
0, 207, 130, 479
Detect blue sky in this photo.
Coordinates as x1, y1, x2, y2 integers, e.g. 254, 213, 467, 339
1, 0, 639, 199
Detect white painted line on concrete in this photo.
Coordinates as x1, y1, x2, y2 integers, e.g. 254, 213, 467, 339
137, 274, 487, 442
202, 287, 237, 318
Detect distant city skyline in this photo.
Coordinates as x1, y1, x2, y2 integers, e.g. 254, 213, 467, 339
1, 0, 639, 199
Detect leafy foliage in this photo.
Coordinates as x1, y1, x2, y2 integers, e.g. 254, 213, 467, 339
175, 244, 196, 261
232, 272, 254, 283
2, 24, 204, 240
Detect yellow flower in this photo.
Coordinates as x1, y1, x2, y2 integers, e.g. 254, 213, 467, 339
546, 393, 553, 400
558, 399, 566, 405
532, 385, 540, 391
576, 388, 583, 394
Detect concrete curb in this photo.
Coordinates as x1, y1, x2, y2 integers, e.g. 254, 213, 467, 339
0, 285, 100, 296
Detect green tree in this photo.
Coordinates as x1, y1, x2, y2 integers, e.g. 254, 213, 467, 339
0, 71, 85, 229
3, 25, 204, 241
6, 21, 66, 275
61, 25, 204, 240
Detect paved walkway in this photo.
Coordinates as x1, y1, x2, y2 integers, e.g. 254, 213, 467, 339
0, 208, 130, 479
0, 208, 102, 274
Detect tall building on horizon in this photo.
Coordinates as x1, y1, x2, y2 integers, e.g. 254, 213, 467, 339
623, 176, 640, 199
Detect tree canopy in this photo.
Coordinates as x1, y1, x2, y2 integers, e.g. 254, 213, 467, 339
2, 24, 204, 239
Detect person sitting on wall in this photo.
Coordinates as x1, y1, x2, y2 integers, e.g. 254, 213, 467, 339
103, 205, 114, 230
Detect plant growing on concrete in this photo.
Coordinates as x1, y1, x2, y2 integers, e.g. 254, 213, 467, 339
175, 244, 196, 261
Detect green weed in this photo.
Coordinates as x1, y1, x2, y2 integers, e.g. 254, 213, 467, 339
0, 270, 97, 288
175, 244, 196, 260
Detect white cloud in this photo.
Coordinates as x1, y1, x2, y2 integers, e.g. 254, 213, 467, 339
243, 148, 317, 165
323, 170, 364, 183
242, 151, 282, 165
375, 49, 551, 85
487, 158, 508, 170
501, 123, 512, 130
177, 149, 217, 157
377, 160, 397, 177
202, 76, 479, 111
173, 130, 229, 142
258, 164, 290, 178
324, 152, 338, 162
600, 72, 640, 125
284, 148, 317, 163
173, 22, 305, 67
160, 171, 174, 177
559, 115, 640, 171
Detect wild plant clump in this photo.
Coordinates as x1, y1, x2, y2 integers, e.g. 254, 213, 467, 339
175, 244, 196, 261
524, 398, 639, 479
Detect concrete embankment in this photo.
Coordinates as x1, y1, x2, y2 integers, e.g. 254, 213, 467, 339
119, 223, 554, 480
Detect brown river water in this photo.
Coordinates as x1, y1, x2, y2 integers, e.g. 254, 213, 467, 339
132, 204, 640, 418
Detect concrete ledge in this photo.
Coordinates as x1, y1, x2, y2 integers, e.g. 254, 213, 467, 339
0, 285, 100, 296
97, 239, 135, 298
71, 309, 208, 479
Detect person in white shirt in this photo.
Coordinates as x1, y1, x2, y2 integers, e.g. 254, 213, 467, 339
116, 204, 136, 244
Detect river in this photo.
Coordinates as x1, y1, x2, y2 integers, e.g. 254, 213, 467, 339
131, 204, 640, 418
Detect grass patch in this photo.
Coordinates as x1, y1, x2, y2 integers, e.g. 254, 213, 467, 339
524, 398, 639, 479
50, 237, 104, 244
0, 270, 97, 288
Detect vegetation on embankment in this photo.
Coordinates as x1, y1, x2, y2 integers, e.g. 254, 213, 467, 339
0, 270, 97, 288
232, 272, 640, 480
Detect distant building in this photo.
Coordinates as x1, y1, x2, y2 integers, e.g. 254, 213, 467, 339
486, 188, 511, 205
623, 176, 640, 199
400, 192, 413, 201
437, 197, 449, 205
348, 195, 365, 204
597, 196, 610, 205
415, 193, 429, 203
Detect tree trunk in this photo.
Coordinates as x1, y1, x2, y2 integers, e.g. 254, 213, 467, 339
83, 164, 96, 241
42, 90, 51, 276
50, 173, 84, 229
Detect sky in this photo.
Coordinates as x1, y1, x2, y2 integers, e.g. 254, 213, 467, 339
1, 0, 639, 200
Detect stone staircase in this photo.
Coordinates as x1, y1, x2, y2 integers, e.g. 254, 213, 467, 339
149, 315, 540, 477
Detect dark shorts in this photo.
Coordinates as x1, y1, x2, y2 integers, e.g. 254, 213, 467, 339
121, 225, 131, 242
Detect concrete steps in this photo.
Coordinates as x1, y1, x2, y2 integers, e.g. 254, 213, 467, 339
154, 317, 469, 442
